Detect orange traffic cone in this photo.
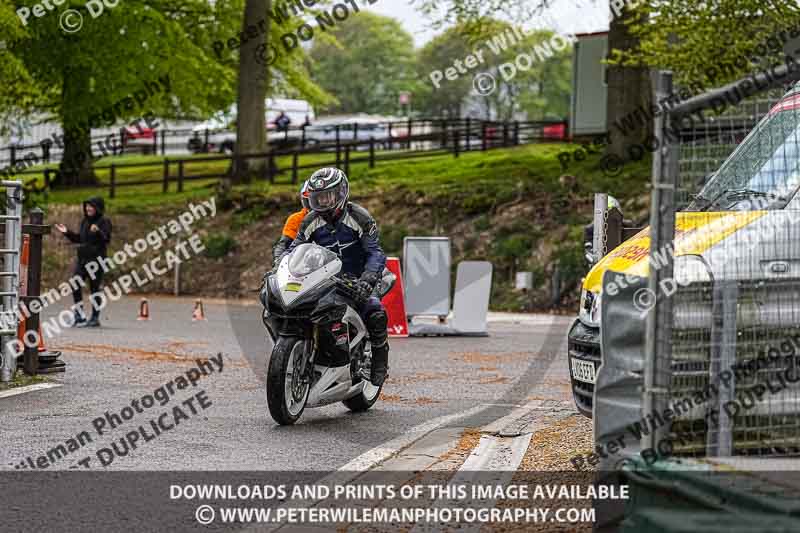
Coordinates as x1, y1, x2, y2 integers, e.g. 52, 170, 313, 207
137, 298, 150, 320
192, 300, 207, 321
16, 235, 43, 349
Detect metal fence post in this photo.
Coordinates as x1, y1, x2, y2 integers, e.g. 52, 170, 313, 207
369, 138, 375, 168
707, 280, 737, 456
109, 164, 116, 198
162, 159, 169, 193
643, 71, 677, 454
22, 208, 47, 376
177, 160, 184, 193
335, 125, 341, 167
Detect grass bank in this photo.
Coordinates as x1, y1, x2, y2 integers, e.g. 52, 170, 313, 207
33, 143, 651, 311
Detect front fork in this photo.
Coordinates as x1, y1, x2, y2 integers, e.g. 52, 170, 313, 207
298, 327, 318, 383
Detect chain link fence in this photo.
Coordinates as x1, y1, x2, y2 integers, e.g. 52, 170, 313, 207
646, 66, 800, 459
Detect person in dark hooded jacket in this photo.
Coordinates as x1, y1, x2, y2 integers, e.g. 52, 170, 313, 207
54, 197, 112, 327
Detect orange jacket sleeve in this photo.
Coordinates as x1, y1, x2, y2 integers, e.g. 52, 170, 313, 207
282, 208, 309, 240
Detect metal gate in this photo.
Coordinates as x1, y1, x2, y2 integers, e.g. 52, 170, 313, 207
0, 181, 23, 382
645, 64, 800, 458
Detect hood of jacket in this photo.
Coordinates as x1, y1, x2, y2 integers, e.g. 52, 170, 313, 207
83, 197, 105, 218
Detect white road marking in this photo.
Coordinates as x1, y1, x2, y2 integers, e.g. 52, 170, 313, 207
336, 404, 487, 472
459, 433, 533, 471
481, 398, 545, 434
254, 405, 488, 532
0, 382, 61, 399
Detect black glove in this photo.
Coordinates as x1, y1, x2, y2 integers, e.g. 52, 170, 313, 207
357, 272, 379, 299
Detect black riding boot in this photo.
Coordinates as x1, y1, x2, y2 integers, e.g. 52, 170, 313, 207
370, 341, 389, 386
365, 309, 389, 386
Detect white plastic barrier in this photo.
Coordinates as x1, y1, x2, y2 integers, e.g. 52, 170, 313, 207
402, 236, 450, 318
451, 261, 493, 334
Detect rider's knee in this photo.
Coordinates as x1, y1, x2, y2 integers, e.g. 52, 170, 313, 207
366, 309, 388, 330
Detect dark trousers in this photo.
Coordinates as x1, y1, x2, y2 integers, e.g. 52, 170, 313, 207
360, 296, 388, 347
72, 261, 104, 311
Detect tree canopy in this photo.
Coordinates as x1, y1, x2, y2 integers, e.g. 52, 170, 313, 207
620, 1, 800, 87
308, 11, 417, 115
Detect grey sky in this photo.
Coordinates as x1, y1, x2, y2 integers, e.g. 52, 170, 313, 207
366, 0, 609, 47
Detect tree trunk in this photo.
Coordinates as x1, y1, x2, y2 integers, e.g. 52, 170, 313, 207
57, 67, 97, 188
229, 0, 270, 186
605, 3, 652, 159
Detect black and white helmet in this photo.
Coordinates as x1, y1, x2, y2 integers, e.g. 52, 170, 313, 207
307, 168, 349, 216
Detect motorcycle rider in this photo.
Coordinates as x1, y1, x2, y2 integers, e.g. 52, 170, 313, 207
272, 180, 310, 266
283, 168, 389, 386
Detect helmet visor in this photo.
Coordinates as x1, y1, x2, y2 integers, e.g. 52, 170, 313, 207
309, 187, 341, 212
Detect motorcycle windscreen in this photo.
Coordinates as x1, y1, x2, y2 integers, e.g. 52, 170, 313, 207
288, 243, 339, 277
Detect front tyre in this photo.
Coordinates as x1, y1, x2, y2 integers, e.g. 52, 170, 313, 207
267, 337, 310, 425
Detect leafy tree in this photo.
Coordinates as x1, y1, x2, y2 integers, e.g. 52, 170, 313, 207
0, 0, 331, 188
606, 3, 650, 158
412, 0, 544, 30
414, 0, 649, 159
621, 1, 800, 87
1, 0, 238, 185
308, 12, 416, 115
466, 21, 571, 121
415, 24, 477, 117
231, 0, 269, 185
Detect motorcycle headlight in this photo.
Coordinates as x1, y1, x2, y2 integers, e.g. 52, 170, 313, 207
579, 289, 602, 327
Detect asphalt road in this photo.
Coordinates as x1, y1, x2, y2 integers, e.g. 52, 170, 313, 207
0, 296, 574, 472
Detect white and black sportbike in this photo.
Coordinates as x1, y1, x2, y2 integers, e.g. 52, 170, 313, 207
260, 243, 394, 425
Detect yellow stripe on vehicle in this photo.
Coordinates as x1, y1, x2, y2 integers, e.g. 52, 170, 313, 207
582, 211, 766, 293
